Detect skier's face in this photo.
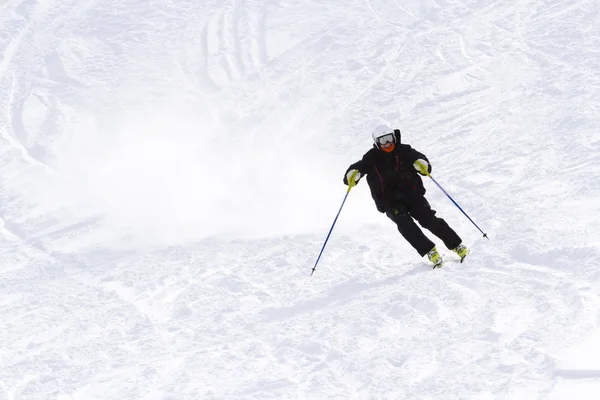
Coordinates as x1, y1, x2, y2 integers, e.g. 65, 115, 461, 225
376, 133, 395, 152
381, 142, 395, 152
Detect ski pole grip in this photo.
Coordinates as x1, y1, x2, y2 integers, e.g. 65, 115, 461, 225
347, 170, 358, 190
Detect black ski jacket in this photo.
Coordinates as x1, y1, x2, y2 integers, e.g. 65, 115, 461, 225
344, 132, 431, 212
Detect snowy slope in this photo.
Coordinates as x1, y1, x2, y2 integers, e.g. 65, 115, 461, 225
1, 0, 600, 399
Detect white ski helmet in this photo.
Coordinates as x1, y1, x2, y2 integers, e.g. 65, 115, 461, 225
371, 124, 396, 149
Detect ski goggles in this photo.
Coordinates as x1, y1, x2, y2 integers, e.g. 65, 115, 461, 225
376, 133, 395, 146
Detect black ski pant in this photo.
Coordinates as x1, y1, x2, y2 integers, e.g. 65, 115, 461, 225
385, 196, 462, 257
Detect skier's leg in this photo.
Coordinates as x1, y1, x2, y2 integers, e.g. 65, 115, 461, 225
409, 197, 462, 250
386, 204, 435, 257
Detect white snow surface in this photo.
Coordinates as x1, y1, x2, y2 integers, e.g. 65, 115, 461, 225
1, 0, 600, 398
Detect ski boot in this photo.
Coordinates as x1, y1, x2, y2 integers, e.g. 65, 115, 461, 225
453, 244, 469, 263
427, 247, 443, 269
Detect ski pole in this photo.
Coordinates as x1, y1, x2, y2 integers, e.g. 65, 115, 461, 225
311, 171, 358, 276
424, 170, 489, 239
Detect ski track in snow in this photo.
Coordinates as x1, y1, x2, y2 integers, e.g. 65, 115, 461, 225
1, 0, 600, 398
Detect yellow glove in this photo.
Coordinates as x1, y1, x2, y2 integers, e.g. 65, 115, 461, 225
345, 169, 361, 187
413, 159, 430, 176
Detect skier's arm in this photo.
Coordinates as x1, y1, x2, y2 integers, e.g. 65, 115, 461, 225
410, 147, 432, 175
343, 161, 363, 185
343, 151, 374, 185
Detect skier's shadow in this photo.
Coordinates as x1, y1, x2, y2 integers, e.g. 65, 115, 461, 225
262, 264, 430, 322
399, 262, 434, 277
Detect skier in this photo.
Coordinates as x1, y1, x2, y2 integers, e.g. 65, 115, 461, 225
343, 124, 469, 268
